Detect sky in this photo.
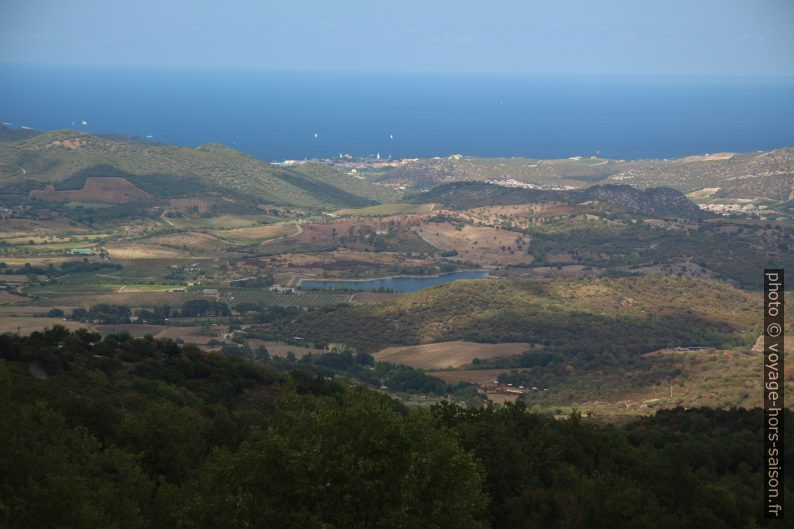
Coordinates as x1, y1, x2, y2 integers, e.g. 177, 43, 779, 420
0, 0, 793, 76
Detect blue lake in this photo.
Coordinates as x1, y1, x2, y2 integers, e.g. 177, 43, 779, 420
300, 270, 490, 292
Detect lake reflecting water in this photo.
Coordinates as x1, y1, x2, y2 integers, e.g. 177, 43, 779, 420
299, 270, 489, 292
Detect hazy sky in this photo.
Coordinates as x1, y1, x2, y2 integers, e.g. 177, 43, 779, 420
1, 0, 793, 75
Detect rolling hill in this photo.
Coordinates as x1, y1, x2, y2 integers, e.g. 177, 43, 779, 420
0, 130, 391, 209
383, 149, 794, 202
270, 275, 757, 355
406, 181, 707, 219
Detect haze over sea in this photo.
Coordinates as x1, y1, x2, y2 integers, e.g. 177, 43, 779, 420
2, 64, 793, 161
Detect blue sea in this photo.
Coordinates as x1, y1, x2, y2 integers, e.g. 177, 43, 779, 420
1, 64, 793, 161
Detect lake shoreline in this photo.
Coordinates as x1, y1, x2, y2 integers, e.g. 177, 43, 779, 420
298, 269, 494, 292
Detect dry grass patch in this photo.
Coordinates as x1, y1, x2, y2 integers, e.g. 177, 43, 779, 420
263, 247, 440, 279
146, 231, 230, 252
0, 256, 79, 266
680, 153, 735, 163
373, 340, 531, 369
217, 224, 296, 243
34, 291, 207, 308
106, 245, 189, 259
0, 316, 86, 335
460, 203, 574, 229
93, 324, 220, 345
30, 177, 151, 203
415, 222, 532, 265
0, 290, 24, 304
0, 219, 90, 237
686, 187, 722, 199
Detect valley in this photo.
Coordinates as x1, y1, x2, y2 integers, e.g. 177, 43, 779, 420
0, 130, 791, 420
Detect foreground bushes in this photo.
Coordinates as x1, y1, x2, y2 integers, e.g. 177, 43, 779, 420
0, 329, 791, 528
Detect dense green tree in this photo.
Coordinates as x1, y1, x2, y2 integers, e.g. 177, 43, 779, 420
178, 388, 487, 529
0, 330, 791, 529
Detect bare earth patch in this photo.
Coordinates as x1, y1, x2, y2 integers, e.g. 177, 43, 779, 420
679, 152, 735, 163
217, 224, 296, 243
0, 219, 89, 237
93, 324, 218, 345
373, 340, 531, 369
415, 222, 532, 265
686, 187, 721, 199
35, 291, 207, 308
29, 177, 151, 203
0, 290, 24, 304
106, 245, 189, 259
0, 317, 86, 335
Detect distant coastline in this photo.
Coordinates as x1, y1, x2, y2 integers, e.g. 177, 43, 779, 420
2, 64, 793, 161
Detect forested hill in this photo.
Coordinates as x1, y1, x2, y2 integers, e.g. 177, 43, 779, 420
270, 276, 755, 354
1, 327, 790, 528
0, 130, 391, 209
407, 182, 706, 219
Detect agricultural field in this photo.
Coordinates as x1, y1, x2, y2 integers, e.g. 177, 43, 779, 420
214, 223, 298, 245
0, 305, 51, 316
0, 218, 90, 237
0, 316, 85, 335
0, 290, 25, 304
374, 341, 532, 369
261, 247, 451, 280
105, 244, 193, 259
25, 283, 123, 297
29, 176, 151, 202
144, 231, 230, 252
92, 323, 221, 345
223, 288, 353, 307
259, 217, 436, 255
91, 323, 169, 336
27, 291, 208, 308
168, 214, 273, 230
415, 221, 532, 265
248, 340, 325, 359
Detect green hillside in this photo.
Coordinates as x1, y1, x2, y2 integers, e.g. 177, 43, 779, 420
269, 275, 757, 355
406, 182, 706, 219
0, 131, 388, 209
292, 162, 401, 204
